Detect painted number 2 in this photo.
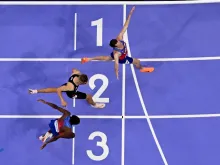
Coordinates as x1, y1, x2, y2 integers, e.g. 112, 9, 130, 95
89, 74, 109, 103
91, 18, 103, 46
87, 131, 109, 161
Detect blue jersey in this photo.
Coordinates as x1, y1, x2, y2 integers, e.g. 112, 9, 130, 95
110, 40, 133, 64
113, 40, 128, 60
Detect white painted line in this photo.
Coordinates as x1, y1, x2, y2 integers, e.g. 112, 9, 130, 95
121, 5, 126, 165
0, 115, 122, 119
1, 114, 220, 119
73, 98, 76, 107
148, 114, 220, 119
1, 56, 220, 62
72, 127, 76, 165
1, 1, 220, 5
74, 13, 77, 51
139, 56, 220, 61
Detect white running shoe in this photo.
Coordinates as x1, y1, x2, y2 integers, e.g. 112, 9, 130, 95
39, 132, 53, 143
91, 103, 105, 109
29, 89, 38, 94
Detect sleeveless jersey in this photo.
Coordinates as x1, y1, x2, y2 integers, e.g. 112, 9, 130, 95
68, 74, 79, 93
113, 40, 128, 60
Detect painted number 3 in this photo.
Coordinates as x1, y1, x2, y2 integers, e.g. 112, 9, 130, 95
87, 131, 109, 161
89, 74, 109, 103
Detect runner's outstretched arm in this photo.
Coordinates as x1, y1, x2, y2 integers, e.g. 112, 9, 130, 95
117, 6, 135, 40
81, 55, 113, 63
37, 99, 70, 117
114, 52, 120, 79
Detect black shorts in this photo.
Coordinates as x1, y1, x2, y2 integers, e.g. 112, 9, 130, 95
61, 83, 87, 99
66, 91, 87, 99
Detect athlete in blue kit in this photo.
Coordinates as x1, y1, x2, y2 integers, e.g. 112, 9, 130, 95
81, 6, 154, 79
37, 99, 80, 150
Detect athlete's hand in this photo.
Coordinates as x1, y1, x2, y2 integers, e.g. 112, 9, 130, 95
37, 99, 46, 104
40, 143, 47, 150
116, 72, 119, 80
115, 68, 119, 80
130, 6, 135, 14
61, 100, 67, 107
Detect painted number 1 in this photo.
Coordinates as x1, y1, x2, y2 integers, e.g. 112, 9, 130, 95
91, 18, 103, 46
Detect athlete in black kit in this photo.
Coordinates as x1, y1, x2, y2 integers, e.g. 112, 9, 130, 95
28, 68, 105, 108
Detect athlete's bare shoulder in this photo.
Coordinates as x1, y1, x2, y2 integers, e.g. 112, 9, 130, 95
72, 68, 81, 75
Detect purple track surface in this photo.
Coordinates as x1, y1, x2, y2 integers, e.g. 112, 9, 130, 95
1, 3, 220, 165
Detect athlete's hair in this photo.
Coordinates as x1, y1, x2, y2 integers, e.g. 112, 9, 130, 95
79, 74, 88, 83
70, 115, 80, 125
109, 39, 118, 47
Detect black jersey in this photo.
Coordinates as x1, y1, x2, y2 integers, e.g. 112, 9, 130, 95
68, 74, 79, 93
61, 74, 87, 99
